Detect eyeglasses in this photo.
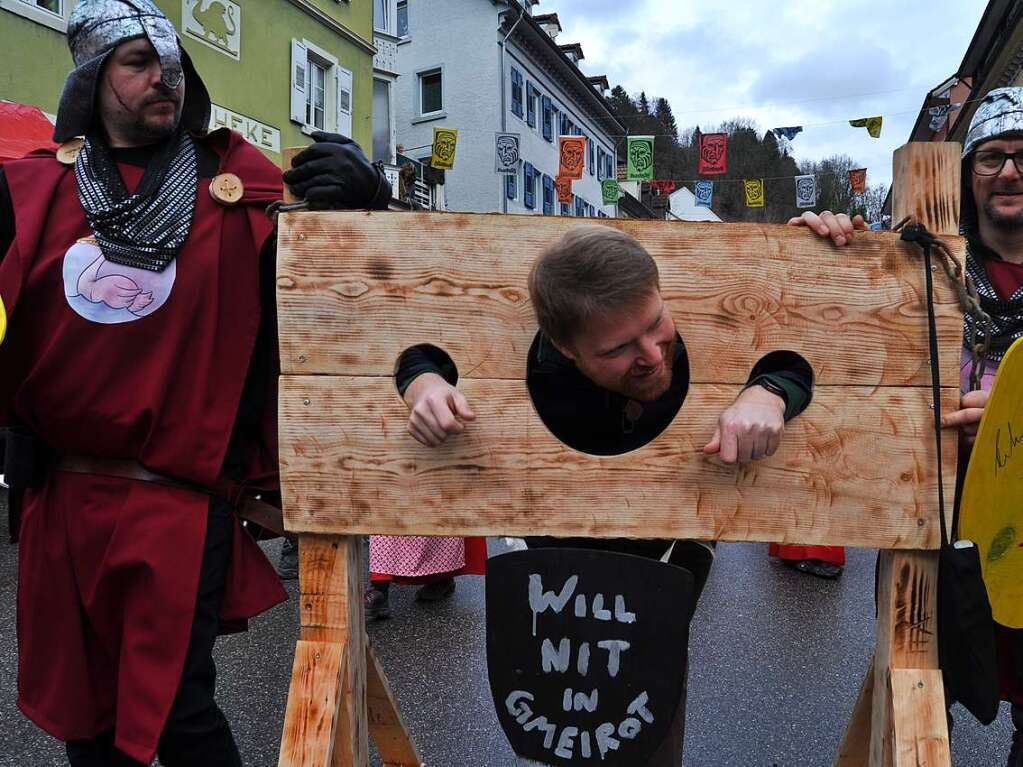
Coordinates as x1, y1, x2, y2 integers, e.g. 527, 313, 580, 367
971, 150, 1023, 176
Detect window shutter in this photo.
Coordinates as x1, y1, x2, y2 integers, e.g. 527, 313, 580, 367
336, 66, 354, 138
506, 172, 516, 200
290, 39, 308, 124
524, 162, 535, 209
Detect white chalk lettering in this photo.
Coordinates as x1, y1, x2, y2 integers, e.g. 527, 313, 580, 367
595, 722, 621, 758
597, 640, 631, 678
618, 717, 642, 739
580, 730, 592, 758
541, 637, 570, 673
562, 687, 599, 712
574, 593, 587, 618
554, 726, 579, 758
506, 690, 535, 724
627, 691, 655, 724
614, 594, 636, 623
592, 593, 612, 620
577, 641, 590, 675
523, 715, 558, 749
529, 574, 578, 636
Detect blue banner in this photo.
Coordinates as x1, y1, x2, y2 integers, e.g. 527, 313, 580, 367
694, 180, 713, 208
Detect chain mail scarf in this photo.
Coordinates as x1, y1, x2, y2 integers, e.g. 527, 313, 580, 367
74, 130, 197, 272
964, 243, 1023, 364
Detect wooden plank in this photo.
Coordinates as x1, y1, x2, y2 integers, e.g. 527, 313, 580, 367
366, 645, 424, 767
278, 640, 345, 767
889, 669, 951, 767
296, 535, 368, 767
275, 213, 964, 388
279, 377, 958, 547
834, 659, 874, 766
892, 143, 961, 236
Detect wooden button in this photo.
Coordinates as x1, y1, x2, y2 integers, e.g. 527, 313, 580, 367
209, 173, 244, 205
56, 137, 85, 165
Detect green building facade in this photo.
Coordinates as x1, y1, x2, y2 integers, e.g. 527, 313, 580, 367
0, 0, 377, 158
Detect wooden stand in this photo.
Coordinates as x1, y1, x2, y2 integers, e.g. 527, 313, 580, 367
275, 143, 963, 766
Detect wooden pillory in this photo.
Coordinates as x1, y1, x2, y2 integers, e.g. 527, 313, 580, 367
274, 142, 964, 766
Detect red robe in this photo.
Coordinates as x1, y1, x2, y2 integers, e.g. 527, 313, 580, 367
0, 129, 287, 763
768, 543, 846, 566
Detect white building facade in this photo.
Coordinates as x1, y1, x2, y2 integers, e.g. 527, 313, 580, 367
394, 0, 621, 216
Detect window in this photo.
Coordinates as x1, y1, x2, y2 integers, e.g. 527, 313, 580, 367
524, 162, 536, 210
541, 96, 553, 142
372, 78, 392, 163
597, 146, 606, 180
559, 113, 569, 137
374, 0, 389, 33
397, 1, 408, 36
560, 201, 571, 216
542, 175, 554, 215
419, 69, 443, 116
526, 83, 537, 128
27, 0, 60, 13
506, 172, 517, 201
290, 39, 351, 135
3, 0, 71, 29
510, 68, 524, 119
588, 139, 595, 176
574, 196, 585, 217
605, 153, 615, 180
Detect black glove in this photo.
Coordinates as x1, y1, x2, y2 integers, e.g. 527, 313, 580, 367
282, 131, 391, 210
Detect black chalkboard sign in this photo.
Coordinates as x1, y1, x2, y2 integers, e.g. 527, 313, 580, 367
486, 548, 694, 766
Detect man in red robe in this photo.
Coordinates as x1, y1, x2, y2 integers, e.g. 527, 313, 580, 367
0, 1, 389, 764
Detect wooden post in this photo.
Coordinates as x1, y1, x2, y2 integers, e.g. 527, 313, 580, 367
862, 141, 961, 767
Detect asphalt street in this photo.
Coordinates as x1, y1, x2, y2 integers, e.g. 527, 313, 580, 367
0, 490, 1013, 766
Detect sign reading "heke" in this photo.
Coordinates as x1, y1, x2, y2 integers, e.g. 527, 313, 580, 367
486, 549, 693, 765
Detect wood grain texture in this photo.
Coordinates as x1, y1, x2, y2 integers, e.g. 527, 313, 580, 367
834, 659, 874, 766
295, 535, 368, 767
366, 645, 424, 767
275, 212, 964, 387
278, 641, 345, 767
892, 144, 961, 236
889, 669, 951, 767
278, 377, 958, 548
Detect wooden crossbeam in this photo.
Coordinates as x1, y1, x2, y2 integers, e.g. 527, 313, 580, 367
367, 646, 424, 767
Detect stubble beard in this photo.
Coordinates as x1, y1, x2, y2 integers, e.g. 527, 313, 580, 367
983, 199, 1023, 231
618, 334, 676, 402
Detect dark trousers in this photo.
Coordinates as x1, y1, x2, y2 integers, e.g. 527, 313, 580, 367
66, 499, 242, 767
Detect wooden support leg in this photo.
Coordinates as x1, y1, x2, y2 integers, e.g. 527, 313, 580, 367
366, 645, 425, 767
868, 550, 950, 767
834, 657, 874, 766
279, 535, 369, 767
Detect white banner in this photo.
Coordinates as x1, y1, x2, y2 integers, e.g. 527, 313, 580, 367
495, 132, 521, 174
795, 174, 817, 209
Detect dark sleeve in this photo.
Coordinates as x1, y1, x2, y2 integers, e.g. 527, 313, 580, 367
0, 169, 14, 261
744, 350, 814, 421
394, 345, 457, 396
369, 163, 392, 210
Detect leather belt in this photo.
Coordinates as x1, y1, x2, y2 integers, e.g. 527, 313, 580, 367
55, 456, 286, 538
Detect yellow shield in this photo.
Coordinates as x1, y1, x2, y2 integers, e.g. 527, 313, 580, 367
960, 336, 1023, 627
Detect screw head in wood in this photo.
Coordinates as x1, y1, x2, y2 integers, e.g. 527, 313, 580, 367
303, 398, 311, 406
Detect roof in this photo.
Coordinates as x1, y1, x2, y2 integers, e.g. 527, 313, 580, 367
587, 75, 610, 91
558, 43, 584, 60
532, 12, 561, 30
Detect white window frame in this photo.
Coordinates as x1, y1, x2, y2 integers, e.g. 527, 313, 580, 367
290, 38, 348, 136
374, 0, 397, 35
1, 0, 71, 32
396, 0, 409, 39
415, 66, 445, 122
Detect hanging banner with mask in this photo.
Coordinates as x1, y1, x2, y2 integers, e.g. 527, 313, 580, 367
694, 180, 713, 207
928, 104, 961, 132
649, 180, 676, 195
431, 127, 458, 170
744, 178, 765, 208
772, 126, 803, 141
848, 168, 867, 195
697, 133, 727, 176
601, 178, 620, 205
495, 132, 521, 174
559, 136, 586, 180
849, 116, 882, 138
555, 175, 574, 204
626, 135, 655, 180
795, 174, 817, 209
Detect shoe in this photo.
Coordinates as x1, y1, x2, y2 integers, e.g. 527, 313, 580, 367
787, 558, 843, 579
416, 578, 455, 602
365, 585, 392, 620
276, 538, 299, 581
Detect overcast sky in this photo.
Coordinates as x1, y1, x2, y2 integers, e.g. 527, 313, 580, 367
536, 0, 990, 188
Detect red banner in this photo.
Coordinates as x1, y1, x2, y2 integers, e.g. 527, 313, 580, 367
558, 136, 586, 180
848, 168, 867, 194
555, 175, 574, 204
649, 180, 677, 195
698, 133, 727, 176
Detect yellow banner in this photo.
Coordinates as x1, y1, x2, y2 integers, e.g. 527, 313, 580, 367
744, 178, 765, 208
960, 336, 1023, 627
431, 127, 458, 170
849, 116, 882, 138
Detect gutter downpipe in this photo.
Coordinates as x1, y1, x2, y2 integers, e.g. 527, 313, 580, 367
499, 3, 524, 213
